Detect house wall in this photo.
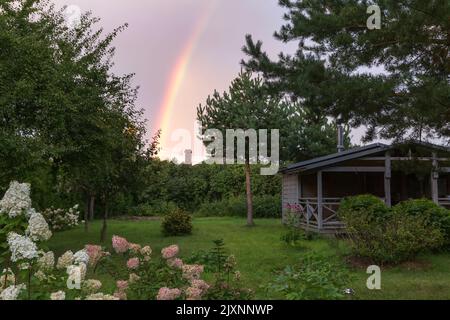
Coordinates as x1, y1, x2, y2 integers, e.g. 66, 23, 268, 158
282, 174, 299, 219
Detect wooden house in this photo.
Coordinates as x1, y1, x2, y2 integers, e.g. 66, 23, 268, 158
280, 139, 450, 234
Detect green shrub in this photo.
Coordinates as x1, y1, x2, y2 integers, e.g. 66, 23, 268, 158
339, 194, 391, 224
195, 195, 281, 218
280, 209, 307, 246
265, 253, 352, 300
161, 208, 193, 236
393, 199, 450, 248
339, 196, 445, 264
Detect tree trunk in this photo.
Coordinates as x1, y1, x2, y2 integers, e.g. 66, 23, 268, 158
100, 204, 108, 243
89, 196, 95, 221
84, 196, 89, 232
245, 162, 254, 227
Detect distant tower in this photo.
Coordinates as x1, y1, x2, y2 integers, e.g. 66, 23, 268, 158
184, 149, 193, 165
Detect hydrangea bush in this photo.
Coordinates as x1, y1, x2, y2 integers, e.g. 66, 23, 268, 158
0, 181, 251, 300
0, 182, 105, 300
42, 205, 80, 232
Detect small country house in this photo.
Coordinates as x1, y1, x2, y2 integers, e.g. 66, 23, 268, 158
280, 137, 450, 234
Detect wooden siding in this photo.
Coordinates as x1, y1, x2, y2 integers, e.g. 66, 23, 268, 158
282, 174, 299, 218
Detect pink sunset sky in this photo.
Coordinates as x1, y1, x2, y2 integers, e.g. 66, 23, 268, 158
51, 0, 298, 162
52, 0, 389, 163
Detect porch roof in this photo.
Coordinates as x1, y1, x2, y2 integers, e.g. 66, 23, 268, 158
280, 140, 450, 175
280, 143, 390, 174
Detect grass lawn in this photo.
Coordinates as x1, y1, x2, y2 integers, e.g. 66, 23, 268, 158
48, 217, 450, 300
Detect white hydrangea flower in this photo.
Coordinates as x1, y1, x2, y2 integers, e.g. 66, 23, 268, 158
0, 181, 32, 218
34, 270, 47, 282
50, 291, 66, 300
7, 232, 38, 262
56, 251, 74, 270
38, 251, 55, 271
0, 284, 26, 300
85, 293, 119, 300
73, 249, 89, 266
26, 211, 52, 241
19, 262, 31, 270
67, 264, 87, 283
82, 279, 102, 293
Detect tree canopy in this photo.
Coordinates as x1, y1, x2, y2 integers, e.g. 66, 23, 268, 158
243, 0, 450, 143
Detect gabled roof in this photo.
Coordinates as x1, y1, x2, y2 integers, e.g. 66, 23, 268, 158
280, 143, 390, 174
281, 140, 450, 175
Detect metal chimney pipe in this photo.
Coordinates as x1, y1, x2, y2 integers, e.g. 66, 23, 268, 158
337, 125, 345, 153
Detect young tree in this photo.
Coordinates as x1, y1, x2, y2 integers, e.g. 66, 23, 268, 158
243, 0, 450, 143
197, 72, 287, 226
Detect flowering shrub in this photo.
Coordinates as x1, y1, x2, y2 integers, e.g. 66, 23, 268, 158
112, 235, 130, 254
0, 181, 111, 300
187, 240, 253, 300
42, 205, 80, 232
122, 242, 209, 300
0, 181, 252, 301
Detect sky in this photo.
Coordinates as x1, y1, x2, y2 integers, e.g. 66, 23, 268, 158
51, 0, 300, 162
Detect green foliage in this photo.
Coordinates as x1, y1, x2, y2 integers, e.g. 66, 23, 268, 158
136, 161, 281, 214
127, 258, 187, 301
195, 195, 281, 218
184, 249, 217, 273
339, 197, 445, 264
265, 253, 352, 300
281, 210, 305, 246
243, 0, 450, 142
393, 199, 450, 248
201, 240, 254, 300
128, 201, 179, 217
338, 195, 391, 224
161, 209, 193, 237
0, 0, 154, 225
0, 214, 28, 262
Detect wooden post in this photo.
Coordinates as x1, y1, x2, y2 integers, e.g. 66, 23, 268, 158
384, 152, 392, 207
317, 171, 323, 230
431, 152, 439, 204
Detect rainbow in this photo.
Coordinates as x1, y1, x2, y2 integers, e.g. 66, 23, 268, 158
156, 1, 219, 156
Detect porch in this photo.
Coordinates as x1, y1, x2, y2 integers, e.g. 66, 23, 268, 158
282, 143, 450, 234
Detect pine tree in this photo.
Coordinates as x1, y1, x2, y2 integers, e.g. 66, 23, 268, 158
243, 0, 450, 142
197, 72, 287, 226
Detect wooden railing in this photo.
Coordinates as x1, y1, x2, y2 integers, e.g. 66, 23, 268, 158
296, 198, 345, 232
439, 198, 450, 208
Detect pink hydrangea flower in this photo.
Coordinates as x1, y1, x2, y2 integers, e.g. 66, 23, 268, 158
128, 243, 141, 254
84, 245, 103, 266
186, 287, 203, 300
114, 290, 127, 300
156, 287, 181, 301
182, 264, 204, 280
116, 280, 129, 292
127, 258, 140, 270
112, 236, 129, 254
167, 258, 183, 269
191, 279, 210, 293
161, 245, 179, 259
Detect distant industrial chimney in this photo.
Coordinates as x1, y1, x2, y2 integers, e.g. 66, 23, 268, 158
337, 125, 345, 153
184, 149, 193, 165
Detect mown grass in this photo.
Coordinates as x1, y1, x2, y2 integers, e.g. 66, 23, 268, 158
48, 217, 450, 300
